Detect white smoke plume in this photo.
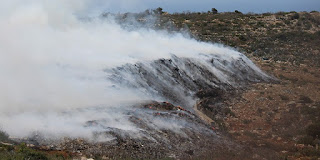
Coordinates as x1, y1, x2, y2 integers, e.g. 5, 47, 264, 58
0, 0, 269, 141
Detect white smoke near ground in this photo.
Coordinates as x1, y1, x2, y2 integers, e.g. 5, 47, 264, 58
0, 0, 269, 141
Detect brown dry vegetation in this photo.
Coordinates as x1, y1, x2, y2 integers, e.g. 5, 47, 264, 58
224, 60, 320, 160
165, 11, 320, 160
160, 11, 320, 66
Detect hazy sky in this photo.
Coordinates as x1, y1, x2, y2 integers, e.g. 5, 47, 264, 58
95, 0, 320, 13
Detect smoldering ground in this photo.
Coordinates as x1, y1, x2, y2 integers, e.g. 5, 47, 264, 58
0, 0, 271, 141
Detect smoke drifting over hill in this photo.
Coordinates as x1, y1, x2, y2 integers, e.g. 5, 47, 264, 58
0, 0, 271, 140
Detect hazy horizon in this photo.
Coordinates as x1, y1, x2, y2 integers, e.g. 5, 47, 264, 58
89, 0, 320, 14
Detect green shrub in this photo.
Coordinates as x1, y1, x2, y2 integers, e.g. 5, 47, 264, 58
211, 8, 218, 14
262, 12, 272, 16
291, 13, 300, 20
242, 119, 252, 124
299, 95, 313, 104
297, 135, 315, 145
276, 11, 287, 15
238, 35, 247, 41
0, 130, 10, 143
299, 147, 320, 157
234, 10, 242, 14
306, 123, 320, 138
279, 94, 289, 101
16, 143, 48, 160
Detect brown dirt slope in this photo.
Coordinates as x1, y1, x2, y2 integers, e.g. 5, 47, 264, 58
166, 11, 320, 159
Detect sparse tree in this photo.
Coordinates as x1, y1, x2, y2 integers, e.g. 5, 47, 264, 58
235, 10, 242, 14
153, 7, 163, 15
211, 8, 218, 14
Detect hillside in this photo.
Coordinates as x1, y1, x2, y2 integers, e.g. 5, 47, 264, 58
164, 11, 320, 159
1, 11, 320, 160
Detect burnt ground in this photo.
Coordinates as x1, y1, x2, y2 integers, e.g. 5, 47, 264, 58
0, 100, 289, 160
53, 61, 320, 160
25, 102, 271, 160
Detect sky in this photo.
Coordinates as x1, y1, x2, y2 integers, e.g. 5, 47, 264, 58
93, 0, 320, 14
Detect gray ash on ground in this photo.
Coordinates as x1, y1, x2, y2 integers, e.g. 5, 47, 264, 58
107, 54, 273, 108
17, 53, 274, 159
6, 53, 275, 159
58, 102, 217, 159
20, 101, 258, 159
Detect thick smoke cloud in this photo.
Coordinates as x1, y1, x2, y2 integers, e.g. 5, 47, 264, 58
0, 0, 268, 140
